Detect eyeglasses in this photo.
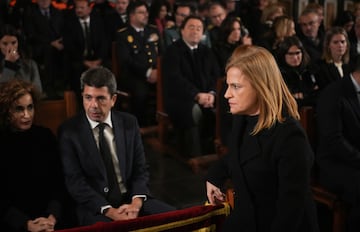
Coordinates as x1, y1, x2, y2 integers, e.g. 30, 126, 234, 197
299, 20, 317, 27
210, 13, 225, 20
286, 51, 302, 56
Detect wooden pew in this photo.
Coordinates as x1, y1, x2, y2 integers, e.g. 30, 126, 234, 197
34, 91, 77, 135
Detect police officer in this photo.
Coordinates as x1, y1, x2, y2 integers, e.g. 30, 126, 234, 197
116, 0, 160, 126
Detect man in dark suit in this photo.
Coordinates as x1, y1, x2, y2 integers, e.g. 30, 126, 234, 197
162, 15, 220, 156
58, 67, 175, 226
63, 0, 107, 102
316, 56, 360, 232
23, 0, 65, 98
296, 8, 324, 64
104, 0, 129, 42
115, 0, 160, 126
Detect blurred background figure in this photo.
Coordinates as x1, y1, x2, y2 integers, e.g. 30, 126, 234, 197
63, 0, 107, 102
296, 8, 324, 64
258, 15, 295, 53
275, 35, 319, 109
313, 26, 350, 91
0, 24, 43, 95
163, 1, 194, 49
23, 0, 65, 99
333, 10, 355, 34
148, 0, 172, 37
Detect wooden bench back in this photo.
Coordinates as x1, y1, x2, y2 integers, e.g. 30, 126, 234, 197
34, 91, 77, 135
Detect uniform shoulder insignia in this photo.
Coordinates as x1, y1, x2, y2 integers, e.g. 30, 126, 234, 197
207, 24, 214, 30
118, 27, 127, 33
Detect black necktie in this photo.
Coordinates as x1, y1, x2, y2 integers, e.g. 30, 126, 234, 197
83, 21, 92, 58
98, 123, 122, 207
42, 8, 50, 18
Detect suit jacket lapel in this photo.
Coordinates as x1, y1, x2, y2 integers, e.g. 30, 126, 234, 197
343, 76, 360, 120
111, 111, 127, 179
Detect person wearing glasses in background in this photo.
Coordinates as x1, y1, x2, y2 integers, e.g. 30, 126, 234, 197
296, 8, 324, 64
275, 35, 319, 109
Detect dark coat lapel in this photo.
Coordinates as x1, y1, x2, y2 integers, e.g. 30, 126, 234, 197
232, 116, 262, 165
111, 111, 127, 179
343, 76, 360, 120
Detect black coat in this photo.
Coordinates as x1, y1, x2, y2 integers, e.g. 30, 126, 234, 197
207, 115, 319, 232
0, 125, 66, 231
162, 39, 220, 128
280, 65, 319, 108
312, 59, 350, 90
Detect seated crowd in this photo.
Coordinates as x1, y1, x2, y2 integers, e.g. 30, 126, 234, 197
1, 0, 360, 231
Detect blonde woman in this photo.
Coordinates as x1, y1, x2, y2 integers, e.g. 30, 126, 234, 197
259, 15, 296, 52
206, 45, 319, 232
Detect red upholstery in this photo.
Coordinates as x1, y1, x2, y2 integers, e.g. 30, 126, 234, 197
56, 203, 230, 232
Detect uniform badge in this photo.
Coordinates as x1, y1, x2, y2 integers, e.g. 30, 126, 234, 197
148, 33, 159, 42
127, 35, 134, 43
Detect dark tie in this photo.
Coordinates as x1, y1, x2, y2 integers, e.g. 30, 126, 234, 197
83, 21, 92, 58
42, 8, 50, 18
190, 48, 200, 78
98, 123, 122, 207
139, 29, 144, 37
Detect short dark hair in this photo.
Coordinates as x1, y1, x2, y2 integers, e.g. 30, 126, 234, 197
180, 15, 205, 32
80, 67, 117, 96
174, 1, 195, 15
127, 0, 149, 17
275, 35, 310, 69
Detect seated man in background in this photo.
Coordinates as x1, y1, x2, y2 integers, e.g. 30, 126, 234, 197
316, 55, 360, 232
58, 67, 175, 226
162, 15, 220, 157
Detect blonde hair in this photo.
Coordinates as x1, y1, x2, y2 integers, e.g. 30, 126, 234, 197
260, 2, 285, 24
225, 45, 299, 134
272, 15, 295, 48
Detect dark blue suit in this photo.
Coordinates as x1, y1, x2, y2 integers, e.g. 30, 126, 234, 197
58, 110, 175, 226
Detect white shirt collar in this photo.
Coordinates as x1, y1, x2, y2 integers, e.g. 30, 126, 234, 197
132, 25, 144, 32
183, 40, 198, 50
79, 17, 90, 24
87, 112, 113, 130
